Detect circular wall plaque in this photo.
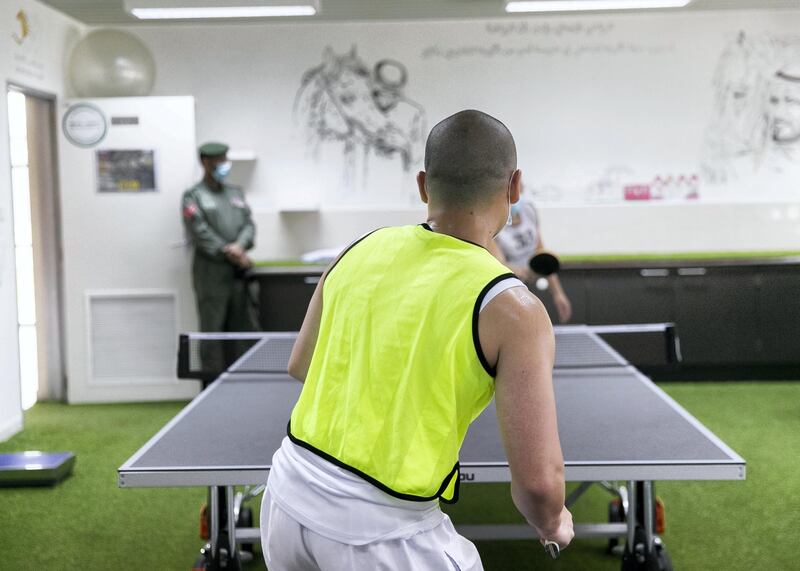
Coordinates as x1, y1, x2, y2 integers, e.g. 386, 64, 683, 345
62, 103, 107, 147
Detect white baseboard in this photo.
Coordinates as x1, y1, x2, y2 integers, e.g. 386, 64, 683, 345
0, 414, 23, 443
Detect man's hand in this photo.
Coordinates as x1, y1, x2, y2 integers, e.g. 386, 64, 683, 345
553, 291, 572, 323
237, 253, 253, 270
538, 506, 575, 551
223, 242, 244, 259
223, 243, 252, 269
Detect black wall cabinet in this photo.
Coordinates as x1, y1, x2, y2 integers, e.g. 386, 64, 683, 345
255, 260, 800, 368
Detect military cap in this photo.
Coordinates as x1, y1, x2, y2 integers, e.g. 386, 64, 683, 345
198, 142, 229, 157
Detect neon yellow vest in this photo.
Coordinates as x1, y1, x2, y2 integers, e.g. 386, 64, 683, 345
288, 224, 514, 503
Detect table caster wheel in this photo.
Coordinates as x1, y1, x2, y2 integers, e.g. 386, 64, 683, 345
621, 529, 673, 571
192, 544, 211, 570
608, 498, 625, 555
238, 506, 254, 554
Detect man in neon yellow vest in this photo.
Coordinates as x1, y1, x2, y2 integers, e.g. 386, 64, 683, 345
260, 110, 574, 570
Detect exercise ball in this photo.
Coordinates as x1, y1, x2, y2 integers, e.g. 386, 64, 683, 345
69, 29, 156, 97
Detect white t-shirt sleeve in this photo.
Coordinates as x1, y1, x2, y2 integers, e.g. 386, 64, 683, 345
479, 277, 527, 313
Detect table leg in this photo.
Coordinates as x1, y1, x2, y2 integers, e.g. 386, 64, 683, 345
626, 480, 637, 549
226, 486, 239, 567
621, 481, 673, 571
565, 481, 594, 508
643, 481, 655, 555
210, 485, 219, 560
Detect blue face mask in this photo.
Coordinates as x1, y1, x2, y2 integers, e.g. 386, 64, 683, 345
212, 161, 232, 182
510, 202, 522, 217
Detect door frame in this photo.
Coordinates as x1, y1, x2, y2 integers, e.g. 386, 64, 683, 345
7, 82, 67, 402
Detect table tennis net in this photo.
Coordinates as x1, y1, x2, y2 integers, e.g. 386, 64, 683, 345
177, 324, 679, 383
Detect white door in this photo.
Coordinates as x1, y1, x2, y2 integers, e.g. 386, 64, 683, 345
58, 96, 200, 403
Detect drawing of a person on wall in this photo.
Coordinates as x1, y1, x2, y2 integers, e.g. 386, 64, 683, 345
294, 46, 426, 191
702, 32, 800, 185
763, 61, 800, 166
701, 31, 771, 183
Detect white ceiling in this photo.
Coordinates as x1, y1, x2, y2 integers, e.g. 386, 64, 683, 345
39, 0, 800, 25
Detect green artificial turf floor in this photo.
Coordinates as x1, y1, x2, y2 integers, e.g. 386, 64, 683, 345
1, 382, 798, 570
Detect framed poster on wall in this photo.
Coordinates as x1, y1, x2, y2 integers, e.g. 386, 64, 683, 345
96, 149, 156, 193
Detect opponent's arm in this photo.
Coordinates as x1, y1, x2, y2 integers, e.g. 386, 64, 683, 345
488, 238, 533, 282
479, 287, 574, 548
535, 234, 572, 323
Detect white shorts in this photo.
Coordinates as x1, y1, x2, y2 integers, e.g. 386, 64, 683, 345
260, 488, 484, 571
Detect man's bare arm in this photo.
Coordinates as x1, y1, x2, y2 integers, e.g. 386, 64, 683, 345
287, 237, 364, 381
286, 275, 325, 382
478, 287, 574, 546
489, 236, 534, 282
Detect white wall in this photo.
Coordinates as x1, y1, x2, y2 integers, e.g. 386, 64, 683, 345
0, 1, 83, 439
127, 9, 800, 259
249, 202, 800, 258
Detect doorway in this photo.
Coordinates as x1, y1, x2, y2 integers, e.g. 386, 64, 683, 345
6, 85, 65, 408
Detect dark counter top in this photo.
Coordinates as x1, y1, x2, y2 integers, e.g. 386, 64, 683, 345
560, 255, 800, 270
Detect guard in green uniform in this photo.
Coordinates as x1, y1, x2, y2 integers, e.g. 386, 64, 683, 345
182, 142, 257, 373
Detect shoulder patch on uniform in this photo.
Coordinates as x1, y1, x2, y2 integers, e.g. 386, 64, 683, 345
183, 203, 199, 219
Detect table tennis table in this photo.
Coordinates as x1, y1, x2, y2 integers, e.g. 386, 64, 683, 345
119, 325, 745, 570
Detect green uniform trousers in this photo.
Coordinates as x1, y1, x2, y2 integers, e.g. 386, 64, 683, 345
193, 254, 257, 374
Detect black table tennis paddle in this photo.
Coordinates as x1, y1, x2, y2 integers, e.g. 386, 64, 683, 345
528, 252, 561, 276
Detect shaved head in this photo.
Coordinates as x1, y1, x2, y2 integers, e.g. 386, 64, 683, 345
424, 110, 517, 207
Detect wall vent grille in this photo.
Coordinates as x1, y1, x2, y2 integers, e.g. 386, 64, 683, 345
87, 291, 177, 383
